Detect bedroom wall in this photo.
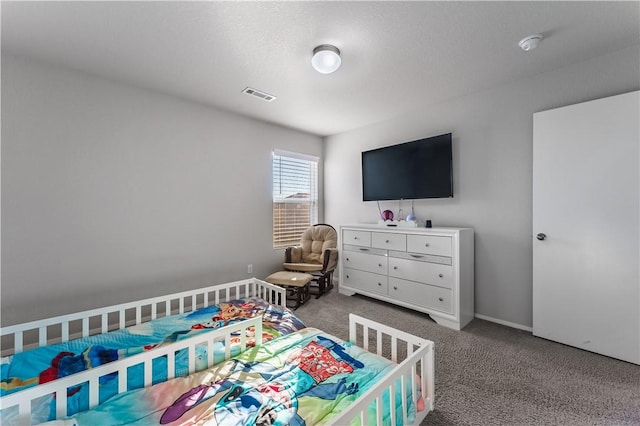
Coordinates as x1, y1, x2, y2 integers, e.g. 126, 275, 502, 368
324, 45, 640, 329
1, 53, 323, 325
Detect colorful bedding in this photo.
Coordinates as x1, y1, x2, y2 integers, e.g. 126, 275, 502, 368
39, 327, 419, 426
1, 297, 305, 423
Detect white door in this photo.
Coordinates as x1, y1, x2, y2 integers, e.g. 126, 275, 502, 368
532, 91, 639, 364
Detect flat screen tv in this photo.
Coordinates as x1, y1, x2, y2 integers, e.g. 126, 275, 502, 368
362, 133, 453, 201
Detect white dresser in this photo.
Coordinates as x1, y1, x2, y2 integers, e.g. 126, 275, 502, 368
339, 225, 474, 330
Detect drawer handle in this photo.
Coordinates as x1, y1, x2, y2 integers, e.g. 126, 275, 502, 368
393, 266, 398, 270
410, 254, 424, 259
385, 239, 390, 243
378, 283, 382, 286
438, 274, 444, 278
346, 275, 349, 279
425, 243, 430, 247
354, 236, 358, 240
438, 297, 444, 302
378, 263, 382, 267
346, 258, 350, 261
393, 286, 398, 290
359, 248, 370, 252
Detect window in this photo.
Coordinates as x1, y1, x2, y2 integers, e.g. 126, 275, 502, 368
272, 150, 318, 248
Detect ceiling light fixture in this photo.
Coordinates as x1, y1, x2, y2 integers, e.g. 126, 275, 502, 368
311, 44, 341, 74
519, 34, 544, 52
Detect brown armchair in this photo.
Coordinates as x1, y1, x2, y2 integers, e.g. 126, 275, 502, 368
283, 224, 338, 298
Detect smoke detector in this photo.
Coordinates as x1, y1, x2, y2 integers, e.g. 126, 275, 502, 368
519, 34, 544, 51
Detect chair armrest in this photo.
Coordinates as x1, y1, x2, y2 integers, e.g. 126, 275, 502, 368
322, 248, 339, 273
286, 246, 303, 263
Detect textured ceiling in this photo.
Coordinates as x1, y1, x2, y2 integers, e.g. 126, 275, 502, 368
2, 1, 639, 136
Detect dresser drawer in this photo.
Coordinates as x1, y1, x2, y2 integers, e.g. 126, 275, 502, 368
343, 250, 388, 275
371, 232, 406, 251
343, 268, 388, 295
388, 257, 454, 289
390, 250, 452, 266
406, 235, 452, 257
344, 245, 387, 257
389, 277, 453, 314
343, 230, 371, 247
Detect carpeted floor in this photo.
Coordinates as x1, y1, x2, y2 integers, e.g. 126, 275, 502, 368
292, 285, 640, 425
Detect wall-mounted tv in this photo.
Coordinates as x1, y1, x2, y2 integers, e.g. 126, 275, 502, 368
362, 133, 453, 201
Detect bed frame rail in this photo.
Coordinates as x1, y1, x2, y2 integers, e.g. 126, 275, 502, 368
0, 278, 284, 356
0, 316, 263, 425
332, 313, 435, 425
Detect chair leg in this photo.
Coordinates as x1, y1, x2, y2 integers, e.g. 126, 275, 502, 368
301, 283, 310, 306
286, 286, 301, 310
295, 287, 302, 310
315, 276, 325, 299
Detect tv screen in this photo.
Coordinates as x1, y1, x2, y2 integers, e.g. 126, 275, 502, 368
362, 133, 453, 201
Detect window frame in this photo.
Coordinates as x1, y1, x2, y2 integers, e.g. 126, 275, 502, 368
272, 149, 319, 249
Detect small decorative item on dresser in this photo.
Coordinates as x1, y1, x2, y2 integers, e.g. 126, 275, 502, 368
406, 201, 416, 221
381, 210, 394, 221
425, 220, 432, 228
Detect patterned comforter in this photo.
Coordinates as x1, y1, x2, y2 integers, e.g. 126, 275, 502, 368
41, 327, 420, 425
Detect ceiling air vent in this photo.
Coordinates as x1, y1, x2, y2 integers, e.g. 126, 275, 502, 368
242, 87, 277, 102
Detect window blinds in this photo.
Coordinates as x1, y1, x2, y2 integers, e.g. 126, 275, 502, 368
272, 150, 318, 248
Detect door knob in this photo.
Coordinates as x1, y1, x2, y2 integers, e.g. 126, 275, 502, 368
536, 233, 547, 241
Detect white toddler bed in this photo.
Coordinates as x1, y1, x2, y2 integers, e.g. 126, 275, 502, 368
1, 278, 285, 357
1, 279, 289, 411
1, 316, 266, 424
2, 314, 435, 425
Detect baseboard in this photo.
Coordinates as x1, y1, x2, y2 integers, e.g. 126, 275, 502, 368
474, 313, 532, 332
335, 279, 532, 332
